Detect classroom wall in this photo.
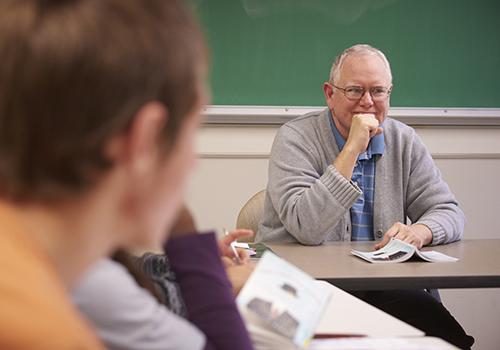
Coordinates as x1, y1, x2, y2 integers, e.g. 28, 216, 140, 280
185, 117, 500, 350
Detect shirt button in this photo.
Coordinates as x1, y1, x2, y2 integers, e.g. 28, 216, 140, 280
376, 230, 383, 239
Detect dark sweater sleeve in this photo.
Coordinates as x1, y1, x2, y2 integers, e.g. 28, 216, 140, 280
164, 232, 254, 350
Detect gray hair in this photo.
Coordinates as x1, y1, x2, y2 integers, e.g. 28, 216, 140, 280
329, 44, 392, 84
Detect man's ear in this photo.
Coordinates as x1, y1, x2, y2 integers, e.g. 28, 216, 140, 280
323, 82, 334, 99
111, 102, 168, 175
323, 82, 336, 109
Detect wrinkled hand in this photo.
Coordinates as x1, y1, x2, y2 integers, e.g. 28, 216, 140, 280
218, 229, 254, 263
221, 257, 256, 295
374, 222, 432, 250
345, 114, 383, 155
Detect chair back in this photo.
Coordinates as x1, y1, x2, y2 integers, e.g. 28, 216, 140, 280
236, 190, 266, 242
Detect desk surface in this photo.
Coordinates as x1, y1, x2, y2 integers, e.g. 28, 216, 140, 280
268, 239, 500, 290
315, 281, 423, 337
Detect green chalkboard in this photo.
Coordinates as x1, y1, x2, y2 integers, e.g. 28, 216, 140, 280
192, 0, 500, 108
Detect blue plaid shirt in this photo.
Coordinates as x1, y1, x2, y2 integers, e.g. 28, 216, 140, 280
329, 113, 385, 241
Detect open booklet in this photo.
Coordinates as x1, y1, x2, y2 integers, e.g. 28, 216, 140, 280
236, 252, 332, 349
351, 238, 458, 263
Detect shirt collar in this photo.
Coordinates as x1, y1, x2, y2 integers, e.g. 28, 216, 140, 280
328, 110, 385, 160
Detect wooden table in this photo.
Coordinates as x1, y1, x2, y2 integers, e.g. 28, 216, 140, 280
314, 281, 424, 337
267, 239, 500, 290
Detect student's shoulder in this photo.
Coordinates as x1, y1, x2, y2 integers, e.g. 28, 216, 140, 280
74, 259, 136, 299
0, 245, 102, 348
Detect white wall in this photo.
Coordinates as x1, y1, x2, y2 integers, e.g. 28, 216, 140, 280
185, 122, 500, 350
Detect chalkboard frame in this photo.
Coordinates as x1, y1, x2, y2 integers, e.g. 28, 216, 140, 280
203, 105, 500, 126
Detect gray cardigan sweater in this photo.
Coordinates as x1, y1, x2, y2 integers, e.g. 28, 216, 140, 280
256, 109, 465, 246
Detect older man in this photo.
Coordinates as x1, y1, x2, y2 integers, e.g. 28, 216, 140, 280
257, 44, 473, 349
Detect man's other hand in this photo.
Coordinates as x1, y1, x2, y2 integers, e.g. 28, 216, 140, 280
374, 222, 432, 250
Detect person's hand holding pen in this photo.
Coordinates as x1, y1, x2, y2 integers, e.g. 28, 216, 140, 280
220, 228, 255, 295
220, 228, 253, 264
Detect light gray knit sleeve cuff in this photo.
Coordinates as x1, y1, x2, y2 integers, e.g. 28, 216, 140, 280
321, 165, 362, 209
417, 220, 445, 246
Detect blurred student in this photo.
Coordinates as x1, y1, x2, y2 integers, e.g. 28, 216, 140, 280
0, 0, 252, 348
73, 206, 255, 350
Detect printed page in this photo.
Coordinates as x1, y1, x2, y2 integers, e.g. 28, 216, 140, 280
352, 239, 459, 263
237, 252, 332, 348
416, 250, 458, 262
241, 306, 297, 350
351, 238, 415, 263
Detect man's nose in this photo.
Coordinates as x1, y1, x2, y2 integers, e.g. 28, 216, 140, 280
359, 90, 374, 107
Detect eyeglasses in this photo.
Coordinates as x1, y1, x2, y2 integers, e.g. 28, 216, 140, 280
332, 84, 392, 101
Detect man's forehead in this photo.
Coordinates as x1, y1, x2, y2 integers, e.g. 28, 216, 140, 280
339, 53, 391, 84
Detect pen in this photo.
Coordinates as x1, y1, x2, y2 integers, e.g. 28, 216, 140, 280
224, 228, 242, 265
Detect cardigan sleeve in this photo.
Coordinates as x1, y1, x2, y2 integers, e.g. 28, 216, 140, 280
164, 232, 254, 350
265, 124, 361, 245
405, 132, 465, 245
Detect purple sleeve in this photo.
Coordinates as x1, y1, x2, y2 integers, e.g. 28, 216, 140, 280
164, 232, 254, 350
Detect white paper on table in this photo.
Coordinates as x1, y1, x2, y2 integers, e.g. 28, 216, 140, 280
309, 336, 458, 350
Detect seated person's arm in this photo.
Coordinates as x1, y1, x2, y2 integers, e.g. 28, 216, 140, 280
171, 205, 255, 294
377, 132, 464, 248
405, 133, 464, 246
164, 232, 254, 350
266, 125, 361, 245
